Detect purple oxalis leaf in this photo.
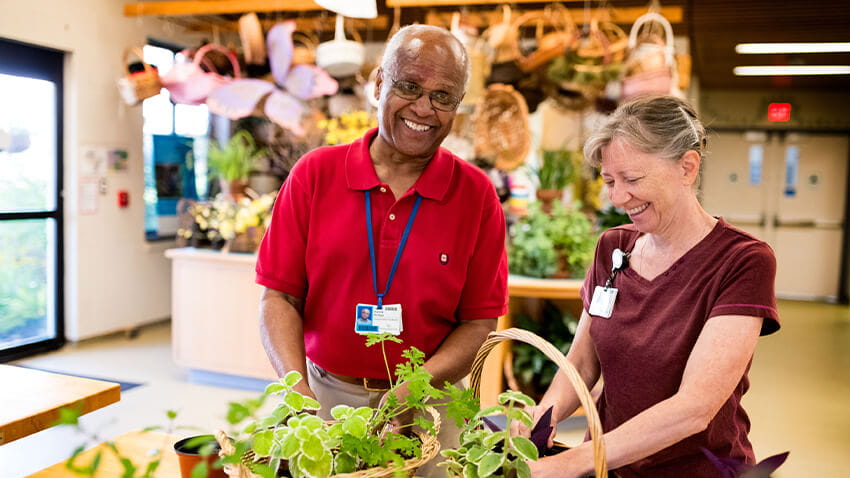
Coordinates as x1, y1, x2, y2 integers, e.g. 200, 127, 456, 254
529, 406, 554, 453
481, 416, 502, 433
702, 447, 790, 478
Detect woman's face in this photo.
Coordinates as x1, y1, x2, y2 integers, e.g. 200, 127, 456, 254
600, 137, 693, 235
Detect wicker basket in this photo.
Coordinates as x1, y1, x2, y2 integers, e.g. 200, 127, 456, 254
469, 328, 607, 477
215, 406, 441, 478
472, 84, 530, 172
116, 47, 162, 106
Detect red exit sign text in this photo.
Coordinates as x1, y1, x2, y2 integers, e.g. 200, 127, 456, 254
768, 103, 792, 122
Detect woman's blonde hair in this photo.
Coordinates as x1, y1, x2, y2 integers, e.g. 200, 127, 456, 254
584, 95, 707, 168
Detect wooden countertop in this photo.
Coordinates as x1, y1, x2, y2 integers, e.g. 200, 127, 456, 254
27, 430, 179, 477
0, 365, 121, 446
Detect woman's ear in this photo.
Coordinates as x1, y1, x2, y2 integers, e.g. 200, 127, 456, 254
680, 150, 701, 186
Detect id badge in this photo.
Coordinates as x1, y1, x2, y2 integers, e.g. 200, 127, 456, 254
355, 304, 403, 335
588, 286, 618, 318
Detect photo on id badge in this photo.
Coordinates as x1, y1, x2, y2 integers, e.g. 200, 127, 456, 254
355, 305, 379, 333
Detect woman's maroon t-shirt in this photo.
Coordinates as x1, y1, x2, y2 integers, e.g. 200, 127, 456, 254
580, 218, 780, 477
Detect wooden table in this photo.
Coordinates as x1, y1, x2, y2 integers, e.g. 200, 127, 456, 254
27, 430, 179, 477
478, 275, 583, 407
0, 364, 121, 445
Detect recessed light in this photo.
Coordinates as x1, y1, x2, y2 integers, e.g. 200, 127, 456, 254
733, 65, 850, 76
735, 42, 850, 54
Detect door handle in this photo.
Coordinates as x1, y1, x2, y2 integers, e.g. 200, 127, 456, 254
774, 218, 817, 228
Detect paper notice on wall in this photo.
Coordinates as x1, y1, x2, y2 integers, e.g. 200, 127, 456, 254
80, 146, 107, 175
784, 145, 799, 197
79, 177, 98, 215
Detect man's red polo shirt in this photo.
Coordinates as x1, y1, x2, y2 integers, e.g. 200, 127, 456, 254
256, 128, 508, 379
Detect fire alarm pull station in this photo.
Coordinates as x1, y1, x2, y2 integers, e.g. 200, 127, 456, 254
117, 190, 129, 208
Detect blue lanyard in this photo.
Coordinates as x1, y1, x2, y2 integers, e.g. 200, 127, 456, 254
365, 190, 423, 308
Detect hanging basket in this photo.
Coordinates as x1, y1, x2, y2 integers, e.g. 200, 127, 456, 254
621, 12, 680, 100
469, 328, 608, 477
472, 84, 531, 172
215, 406, 441, 478
116, 47, 162, 106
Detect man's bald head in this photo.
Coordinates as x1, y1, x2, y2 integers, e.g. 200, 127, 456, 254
380, 24, 470, 89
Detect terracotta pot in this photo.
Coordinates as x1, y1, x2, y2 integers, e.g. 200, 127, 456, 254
219, 179, 249, 202
174, 435, 227, 478
535, 189, 563, 214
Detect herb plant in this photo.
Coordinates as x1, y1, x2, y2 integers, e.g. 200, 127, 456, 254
529, 149, 575, 192
508, 201, 596, 278
207, 130, 267, 183
439, 390, 542, 478
219, 333, 452, 478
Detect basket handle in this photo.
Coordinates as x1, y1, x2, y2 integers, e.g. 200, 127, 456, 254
469, 328, 607, 477
628, 12, 675, 64
193, 44, 243, 79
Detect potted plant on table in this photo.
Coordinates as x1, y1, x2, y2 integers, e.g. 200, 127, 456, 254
208, 130, 267, 201
508, 201, 596, 279
529, 149, 576, 214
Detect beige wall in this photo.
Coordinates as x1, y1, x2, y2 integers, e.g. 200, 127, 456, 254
0, 0, 206, 339
701, 89, 850, 131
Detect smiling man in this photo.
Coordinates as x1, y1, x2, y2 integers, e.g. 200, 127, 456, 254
255, 25, 508, 477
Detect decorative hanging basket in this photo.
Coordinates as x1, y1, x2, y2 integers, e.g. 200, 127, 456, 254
472, 84, 531, 171
116, 47, 162, 106
214, 406, 441, 478
621, 12, 680, 100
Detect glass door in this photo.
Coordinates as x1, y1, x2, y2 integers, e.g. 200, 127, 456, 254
0, 38, 64, 360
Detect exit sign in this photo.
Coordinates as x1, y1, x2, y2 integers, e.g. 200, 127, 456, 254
768, 103, 792, 122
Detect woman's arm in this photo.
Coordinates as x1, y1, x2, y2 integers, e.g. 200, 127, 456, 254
531, 314, 763, 478
513, 309, 601, 440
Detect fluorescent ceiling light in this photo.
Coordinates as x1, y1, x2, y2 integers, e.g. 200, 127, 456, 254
735, 42, 850, 54
734, 65, 850, 76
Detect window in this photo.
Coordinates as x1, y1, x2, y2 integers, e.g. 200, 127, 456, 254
142, 43, 211, 240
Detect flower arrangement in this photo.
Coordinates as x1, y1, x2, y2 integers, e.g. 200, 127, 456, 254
179, 192, 276, 251
319, 110, 377, 145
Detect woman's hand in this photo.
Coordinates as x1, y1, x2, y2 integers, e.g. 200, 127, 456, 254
510, 404, 556, 449
527, 451, 587, 478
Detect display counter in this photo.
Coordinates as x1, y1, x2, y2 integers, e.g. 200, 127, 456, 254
165, 249, 584, 404
165, 248, 276, 381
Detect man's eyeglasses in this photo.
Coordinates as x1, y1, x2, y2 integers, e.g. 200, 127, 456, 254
390, 79, 463, 112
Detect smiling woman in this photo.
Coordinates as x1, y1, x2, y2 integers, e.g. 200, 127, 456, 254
516, 96, 781, 478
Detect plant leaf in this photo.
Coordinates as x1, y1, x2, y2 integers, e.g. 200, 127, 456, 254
516, 458, 533, 478
511, 436, 540, 461
529, 406, 555, 453
283, 371, 302, 388
477, 452, 505, 477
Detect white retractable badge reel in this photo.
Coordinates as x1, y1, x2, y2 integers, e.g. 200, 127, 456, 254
589, 248, 629, 318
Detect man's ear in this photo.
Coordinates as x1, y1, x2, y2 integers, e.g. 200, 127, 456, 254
374, 67, 383, 102
680, 150, 701, 186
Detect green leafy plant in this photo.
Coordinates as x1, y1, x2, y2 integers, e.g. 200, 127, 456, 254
207, 130, 267, 183
439, 390, 540, 478
508, 201, 596, 278
219, 334, 449, 478
56, 406, 205, 478
529, 149, 575, 191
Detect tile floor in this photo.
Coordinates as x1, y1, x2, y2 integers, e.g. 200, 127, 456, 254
2, 299, 848, 477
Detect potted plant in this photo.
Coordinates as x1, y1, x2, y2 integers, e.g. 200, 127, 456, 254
213, 334, 453, 478
177, 192, 276, 253
207, 130, 267, 201
508, 201, 596, 278
529, 149, 575, 214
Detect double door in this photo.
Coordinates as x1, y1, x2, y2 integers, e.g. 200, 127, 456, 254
701, 131, 848, 301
